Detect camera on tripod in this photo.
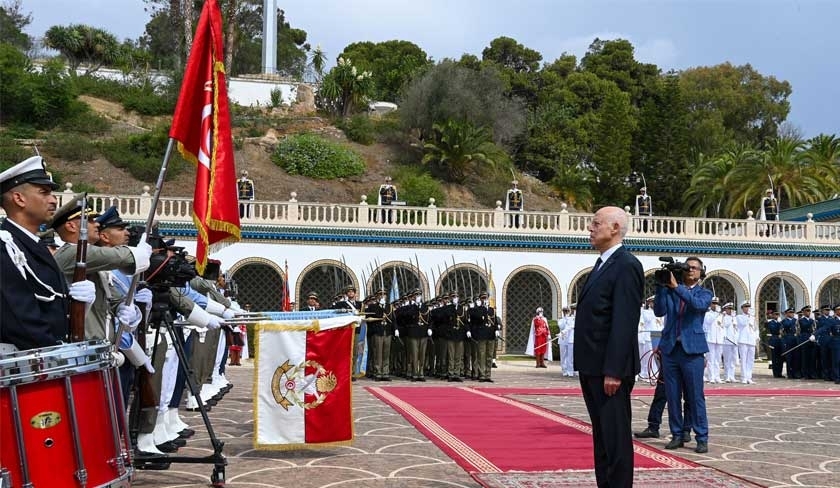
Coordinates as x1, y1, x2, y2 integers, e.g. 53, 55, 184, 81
655, 257, 690, 285
129, 225, 197, 289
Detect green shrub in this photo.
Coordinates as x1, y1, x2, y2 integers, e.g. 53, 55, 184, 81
270, 87, 283, 108
385, 165, 446, 207
60, 110, 112, 135
44, 132, 98, 162
272, 134, 366, 179
99, 125, 186, 181
0, 48, 80, 128
372, 111, 406, 144
337, 113, 375, 145
2, 124, 38, 139
0, 134, 33, 172
72, 75, 175, 116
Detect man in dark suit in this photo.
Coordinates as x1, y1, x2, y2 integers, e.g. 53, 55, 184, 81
574, 206, 644, 488
654, 256, 713, 454
0, 156, 96, 351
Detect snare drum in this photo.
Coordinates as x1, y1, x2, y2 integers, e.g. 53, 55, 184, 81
0, 341, 133, 488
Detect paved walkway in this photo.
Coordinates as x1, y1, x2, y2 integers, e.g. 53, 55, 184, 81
133, 359, 840, 487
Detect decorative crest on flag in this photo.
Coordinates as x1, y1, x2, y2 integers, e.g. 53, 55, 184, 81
271, 359, 337, 411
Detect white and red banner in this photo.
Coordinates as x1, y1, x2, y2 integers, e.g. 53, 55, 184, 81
254, 315, 360, 449
169, 0, 240, 275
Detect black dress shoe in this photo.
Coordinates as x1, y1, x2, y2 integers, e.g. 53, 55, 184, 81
664, 438, 684, 450
694, 441, 709, 453
682, 433, 692, 443
633, 428, 660, 439
171, 437, 186, 447
381, 376, 391, 381
491, 363, 498, 368
179, 428, 195, 438
155, 441, 179, 453
416, 377, 426, 382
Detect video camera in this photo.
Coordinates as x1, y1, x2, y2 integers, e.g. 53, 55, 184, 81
655, 257, 690, 285
129, 225, 197, 289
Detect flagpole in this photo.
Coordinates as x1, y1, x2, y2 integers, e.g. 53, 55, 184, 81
123, 138, 176, 306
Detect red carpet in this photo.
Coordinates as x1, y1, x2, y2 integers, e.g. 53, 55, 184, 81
476, 386, 840, 397
367, 386, 697, 473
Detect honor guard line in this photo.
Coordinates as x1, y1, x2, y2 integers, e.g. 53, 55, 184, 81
6, 189, 839, 355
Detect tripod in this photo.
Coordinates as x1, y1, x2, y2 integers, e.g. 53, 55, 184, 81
129, 289, 227, 486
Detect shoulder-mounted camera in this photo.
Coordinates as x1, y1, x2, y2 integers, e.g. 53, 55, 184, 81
655, 257, 690, 285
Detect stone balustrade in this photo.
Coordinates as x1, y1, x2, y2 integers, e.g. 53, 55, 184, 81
3, 184, 835, 245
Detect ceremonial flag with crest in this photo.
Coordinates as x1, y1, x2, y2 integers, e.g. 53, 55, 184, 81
170, 0, 240, 275
254, 314, 359, 449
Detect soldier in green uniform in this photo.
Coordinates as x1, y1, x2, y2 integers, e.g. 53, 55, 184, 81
468, 291, 500, 382
50, 194, 152, 342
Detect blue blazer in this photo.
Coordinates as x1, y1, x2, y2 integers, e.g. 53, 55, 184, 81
573, 246, 644, 378
654, 283, 712, 355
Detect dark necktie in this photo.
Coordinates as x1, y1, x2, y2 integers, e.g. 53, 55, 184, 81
677, 301, 686, 340
592, 257, 603, 274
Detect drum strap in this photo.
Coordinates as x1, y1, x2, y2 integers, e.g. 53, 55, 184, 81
0, 230, 66, 302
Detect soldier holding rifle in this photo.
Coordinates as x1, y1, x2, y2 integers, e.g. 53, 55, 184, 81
0, 156, 96, 351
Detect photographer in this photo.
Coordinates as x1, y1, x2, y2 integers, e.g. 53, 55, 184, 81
653, 256, 713, 454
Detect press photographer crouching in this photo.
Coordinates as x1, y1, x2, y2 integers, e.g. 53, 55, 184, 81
653, 256, 713, 454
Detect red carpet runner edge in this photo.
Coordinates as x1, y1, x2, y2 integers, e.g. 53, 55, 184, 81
367, 386, 697, 473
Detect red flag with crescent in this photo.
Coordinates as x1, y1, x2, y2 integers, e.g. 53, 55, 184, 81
170, 0, 240, 275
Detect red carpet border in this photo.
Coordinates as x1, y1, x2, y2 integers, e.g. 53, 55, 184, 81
475, 386, 840, 397
367, 386, 696, 473
472, 468, 766, 487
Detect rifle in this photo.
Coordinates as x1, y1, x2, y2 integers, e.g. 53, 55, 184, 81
69, 194, 89, 343
134, 301, 158, 409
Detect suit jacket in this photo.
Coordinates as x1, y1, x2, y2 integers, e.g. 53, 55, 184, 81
654, 283, 713, 355
573, 246, 643, 378
1, 219, 70, 349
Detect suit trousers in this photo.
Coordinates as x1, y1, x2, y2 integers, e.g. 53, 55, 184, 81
662, 344, 708, 441
579, 374, 635, 488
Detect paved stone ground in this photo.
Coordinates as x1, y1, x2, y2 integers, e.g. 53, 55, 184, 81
132, 359, 840, 488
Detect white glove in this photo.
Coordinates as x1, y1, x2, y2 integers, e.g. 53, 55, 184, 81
495, 330, 501, 338
229, 301, 243, 312
467, 331, 472, 339
143, 358, 155, 374
68, 280, 96, 304
112, 351, 126, 367
135, 288, 153, 306
187, 303, 214, 327
206, 315, 222, 330
394, 329, 400, 338
427, 329, 432, 337
809, 334, 816, 342
222, 308, 235, 320
116, 303, 142, 331
131, 233, 153, 274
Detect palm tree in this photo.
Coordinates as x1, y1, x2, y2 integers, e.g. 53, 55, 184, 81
310, 44, 327, 82
418, 120, 497, 183
685, 144, 760, 218
803, 134, 840, 197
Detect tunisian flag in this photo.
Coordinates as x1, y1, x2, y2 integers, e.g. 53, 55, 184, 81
254, 314, 359, 449
170, 0, 240, 275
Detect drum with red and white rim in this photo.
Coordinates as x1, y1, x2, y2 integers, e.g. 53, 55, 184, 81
0, 341, 133, 487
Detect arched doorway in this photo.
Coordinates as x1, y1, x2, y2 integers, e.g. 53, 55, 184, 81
229, 259, 284, 312
297, 260, 357, 308
503, 269, 555, 354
